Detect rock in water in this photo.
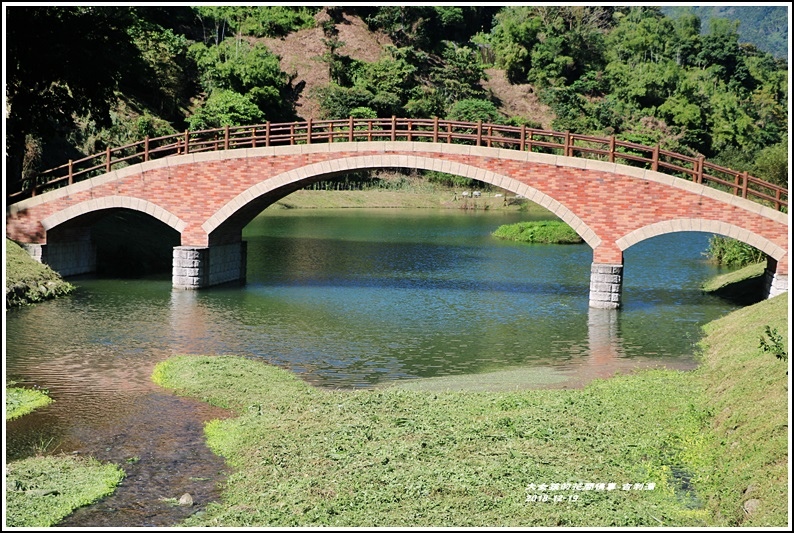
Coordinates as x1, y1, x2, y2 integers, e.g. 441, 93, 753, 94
178, 493, 194, 506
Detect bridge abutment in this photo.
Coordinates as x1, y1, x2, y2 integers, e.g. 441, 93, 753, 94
764, 257, 788, 299
172, 242, 247, 290
589, 263, 624, 309
21, 230, 97, 277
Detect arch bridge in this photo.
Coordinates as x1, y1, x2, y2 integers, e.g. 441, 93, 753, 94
6, 118, 789, 308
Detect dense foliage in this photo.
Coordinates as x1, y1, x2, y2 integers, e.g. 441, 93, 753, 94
5, 5, 788, 194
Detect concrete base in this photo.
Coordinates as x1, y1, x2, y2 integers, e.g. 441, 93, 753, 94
589, 263, 623, 309
21, 240, 97, 277
172, 242, 247, 289
763, 269, 788, 299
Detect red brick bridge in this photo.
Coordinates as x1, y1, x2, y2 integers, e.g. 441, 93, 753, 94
5, 118, 789, 308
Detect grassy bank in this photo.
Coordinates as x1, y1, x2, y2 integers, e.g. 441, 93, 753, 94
6, 381, 54, 421
5, 384, 126, 528
492, 220, 583, 244
151, 292, 788, 527
5, 456, 125, 527
5, 238, 75, 308
272, 188, 545, 212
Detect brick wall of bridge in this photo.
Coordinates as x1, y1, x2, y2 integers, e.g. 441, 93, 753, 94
6, 143, 789, 278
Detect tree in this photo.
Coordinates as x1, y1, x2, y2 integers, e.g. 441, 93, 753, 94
187, 89, 264, 129
188, 38, 289, 120
5, 6, 144, 193
447, 99, 503, 123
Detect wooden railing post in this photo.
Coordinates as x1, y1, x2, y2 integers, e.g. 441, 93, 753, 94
348, 116, 354, 142
68, 160, 73, 186
306, 118, 312, 144
144, 136, 150, 161
106, 146, 111, 172
609, 136, 615, 163
652, 144, 659, 171
696, 156, 705, 184
184, 130, 190, 154
407, 120, 412, 142
446, 122, 452, 144
520, 125, 526, 151
251, 127, 257, 148
476, 120, 482, 146
224, 125, 230, 150
433, 117, 439, 143
527, 129, 534, 152
265, 122, 271, 147
290, 123, 295, 145
564, 131, 571, 157
391, 116, 396, 141
741, 171, 749, 198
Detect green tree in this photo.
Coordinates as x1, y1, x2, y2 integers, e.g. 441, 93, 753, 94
188, 38, 289, 120
431, 42, 487, 106
187, 89, 264, 129
5, 6, 145, 193
447, 99, 503, 123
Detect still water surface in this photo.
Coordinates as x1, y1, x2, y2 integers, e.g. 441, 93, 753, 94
5, 208, 740, 525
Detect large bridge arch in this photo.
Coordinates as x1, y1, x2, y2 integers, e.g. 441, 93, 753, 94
202, 154, 603, 250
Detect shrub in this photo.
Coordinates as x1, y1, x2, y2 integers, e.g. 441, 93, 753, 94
703, 235, 764, 267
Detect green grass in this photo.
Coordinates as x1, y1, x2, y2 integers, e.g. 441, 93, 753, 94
6, 238, 75, 308
701, 262, 766, 293
492, 221, 584, 244
150, 363, 703, 526
151, 292, 788, 527
689, 293, 788, 526
5, 455, 125, 527
6, 383, 54, 420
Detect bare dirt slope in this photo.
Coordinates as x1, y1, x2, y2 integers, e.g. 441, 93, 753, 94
262, 9, 393, 120
262, 8, 555, 126
482, 68, 555, 129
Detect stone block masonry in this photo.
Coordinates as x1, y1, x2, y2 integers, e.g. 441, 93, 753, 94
173, 242, 247, 289
589, 263, 623, 309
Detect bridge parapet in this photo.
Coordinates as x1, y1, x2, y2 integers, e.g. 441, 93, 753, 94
8, 117, 788, 213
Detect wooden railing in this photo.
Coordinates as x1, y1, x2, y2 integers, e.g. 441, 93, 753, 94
7, 117, 788, 211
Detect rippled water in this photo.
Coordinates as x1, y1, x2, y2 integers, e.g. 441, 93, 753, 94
5, 208, 742, 526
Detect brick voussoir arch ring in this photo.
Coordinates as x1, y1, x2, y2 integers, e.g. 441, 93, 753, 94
201, 154, 604, 250
41, 195, 187, 233
616, 219, 787, 261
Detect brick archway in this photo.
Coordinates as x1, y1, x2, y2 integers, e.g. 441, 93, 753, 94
6, 142, 788, 306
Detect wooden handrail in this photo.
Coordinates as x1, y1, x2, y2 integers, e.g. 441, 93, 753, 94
8, 117, 787, 211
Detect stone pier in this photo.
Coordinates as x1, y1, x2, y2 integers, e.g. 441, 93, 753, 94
589, 263, 624, 309
172, 241, 247, 289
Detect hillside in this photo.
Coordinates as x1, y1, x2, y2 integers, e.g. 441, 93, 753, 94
6, 6, 788, 196
260, 10, 394, 120
661, 5, 789, 59
258, 9, 554, 126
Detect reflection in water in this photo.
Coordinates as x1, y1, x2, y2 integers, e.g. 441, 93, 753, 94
5, 209, 737, 526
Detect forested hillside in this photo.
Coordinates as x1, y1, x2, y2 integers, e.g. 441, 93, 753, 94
662, 5, 789, 59
5, 6, 788, 196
